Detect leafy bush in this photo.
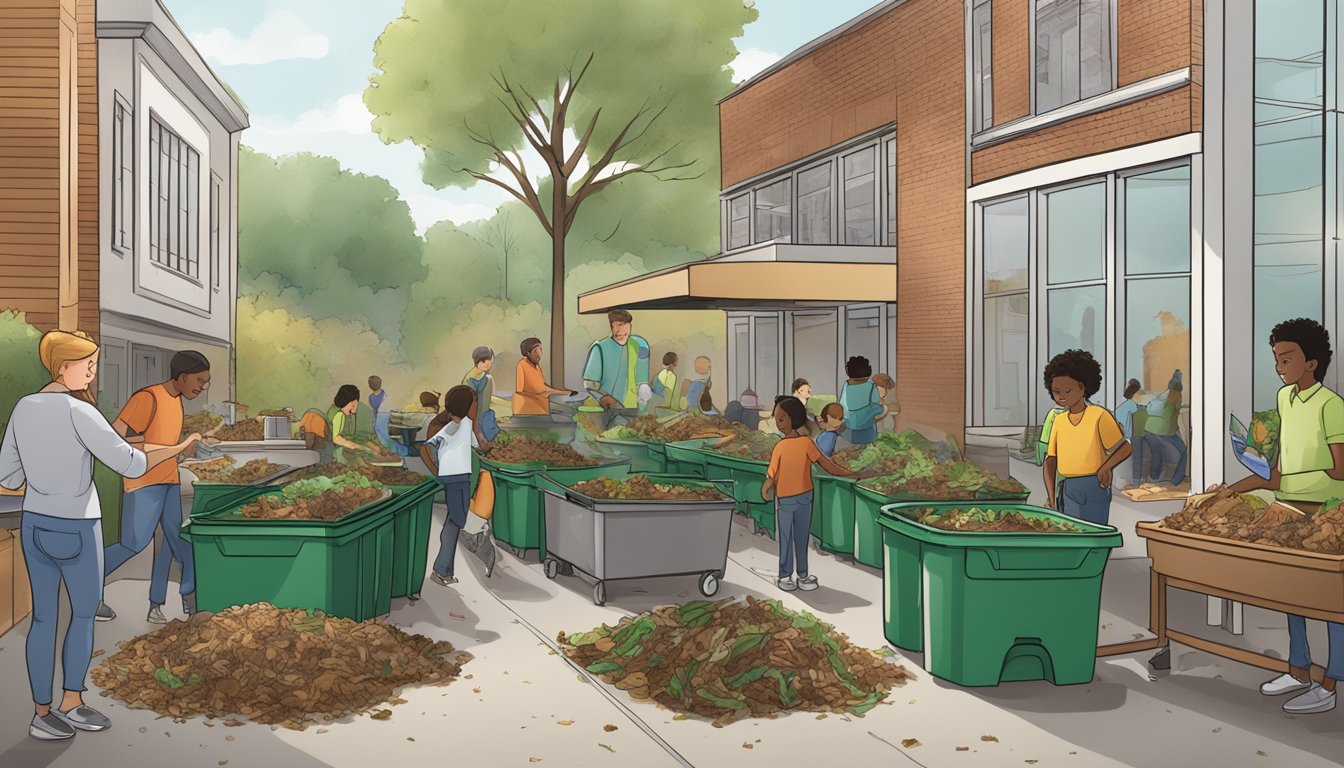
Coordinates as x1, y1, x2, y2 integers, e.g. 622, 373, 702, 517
0, 310, 49, 430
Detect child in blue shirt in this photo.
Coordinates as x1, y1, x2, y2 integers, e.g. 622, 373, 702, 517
814, 402, 845, 457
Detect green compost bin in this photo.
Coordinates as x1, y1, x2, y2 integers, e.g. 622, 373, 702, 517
593, 437, 664, 473
852, 483, 1031, 569
697, 449, 774, 538
94, 460, 123, 546
384, 479, 439, 599
189, 484, 266, 519
481, 455, 630, 557
182, 490, 396, 621
877, 502, 1122, 687
811, 470, 856, 555
663, 439, 715, 478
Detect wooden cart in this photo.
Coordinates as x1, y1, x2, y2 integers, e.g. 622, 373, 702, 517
1095, 521, 1344, 683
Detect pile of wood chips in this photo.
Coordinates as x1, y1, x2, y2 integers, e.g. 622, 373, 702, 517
1163, 488, 1344, 554
91, 604, 463, 730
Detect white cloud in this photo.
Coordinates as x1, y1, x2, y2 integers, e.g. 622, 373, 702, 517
191, 11, 329, 66
403, 196, 499, 234
729, 47, 782, 83
249, 94, 373, 137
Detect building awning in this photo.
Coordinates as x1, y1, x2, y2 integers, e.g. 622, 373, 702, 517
578, 243, 897, 314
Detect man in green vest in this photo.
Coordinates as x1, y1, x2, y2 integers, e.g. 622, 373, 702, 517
583, 309, 650, 426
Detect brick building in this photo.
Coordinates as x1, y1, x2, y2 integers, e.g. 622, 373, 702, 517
0, 0, 100, 334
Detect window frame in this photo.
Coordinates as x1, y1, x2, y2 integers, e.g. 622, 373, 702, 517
1029, 0, 1119, 119
147, 113, 203, 284
971, 0, 994, 133
719, 129, 896, 253
210, 172, 222, 291
111, 92, 134, 254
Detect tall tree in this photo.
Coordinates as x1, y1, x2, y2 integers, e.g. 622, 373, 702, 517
365, 0, 755, 384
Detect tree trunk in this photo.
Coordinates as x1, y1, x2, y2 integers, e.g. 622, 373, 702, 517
549, 187, 567, 388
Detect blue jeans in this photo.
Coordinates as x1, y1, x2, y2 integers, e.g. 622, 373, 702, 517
104, 484, 194, 604
1060, 475, 1112, 526
1129, 435, 1146, 482
374, 411, 392, 446
1144, 434, 1188, 485
1288, 615, 1344, 681
776, 491, 814, 579
433, 475, 470, 578
22, 512, 103, 706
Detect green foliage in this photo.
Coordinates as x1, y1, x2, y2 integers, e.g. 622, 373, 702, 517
0, 310, 49, 427
280, 473, 380, 501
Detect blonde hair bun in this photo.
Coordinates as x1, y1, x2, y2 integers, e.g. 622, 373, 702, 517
39, 329, 99, 380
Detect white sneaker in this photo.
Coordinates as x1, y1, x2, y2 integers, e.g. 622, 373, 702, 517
796, 575, 819, 592
776, 578, 796, 592
1283, 684, 1337, 714
1260, 673, 1312, 696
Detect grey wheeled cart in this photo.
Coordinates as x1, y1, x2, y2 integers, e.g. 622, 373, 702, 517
539, 476, 735, 606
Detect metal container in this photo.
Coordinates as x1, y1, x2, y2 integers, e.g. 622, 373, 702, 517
539, 475, 734, 605
262, 416, 291, 441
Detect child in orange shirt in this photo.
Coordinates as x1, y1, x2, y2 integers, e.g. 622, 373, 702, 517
763, 395, 855, 591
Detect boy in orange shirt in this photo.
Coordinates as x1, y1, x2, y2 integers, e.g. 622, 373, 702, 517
98, 351, 212, 623
762, 395, 855, 591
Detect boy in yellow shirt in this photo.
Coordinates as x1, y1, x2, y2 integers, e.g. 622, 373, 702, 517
1043, 349, 1132, 525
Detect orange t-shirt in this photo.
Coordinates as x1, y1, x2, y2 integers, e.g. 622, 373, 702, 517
513, 359, 551, 416
117, 384, 183, 491
767, 436, 823, 498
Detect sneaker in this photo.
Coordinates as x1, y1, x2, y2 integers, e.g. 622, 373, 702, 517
181, 592, 196, 617
1283, 684, 1337, 714
431, 572, 458, 587
776, 578, 797, 592
1261, 673, 1312, 696
53, 705, 110, 732
95, 602, 116, 622
146, 605, 168, 625
796, 575, 819, 592
29, 713, 76, 741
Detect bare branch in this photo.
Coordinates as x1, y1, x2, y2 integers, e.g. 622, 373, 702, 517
594, 219, 621, 243
564, 107, 602, 177
463, 119, 553, 235
517, 82, 551, 134
490, 74, 551, 159
568, 101, 653, 196
565, 158, 699, 232
556, 51, 594, 131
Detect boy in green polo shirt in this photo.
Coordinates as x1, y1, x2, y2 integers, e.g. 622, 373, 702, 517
1229, 318, 1344, 714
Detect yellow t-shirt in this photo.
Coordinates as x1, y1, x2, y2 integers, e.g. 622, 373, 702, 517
1046, 404, 1124, 478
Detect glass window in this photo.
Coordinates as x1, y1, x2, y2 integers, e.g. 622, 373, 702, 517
985, 294, 1030, 425
111, 97, 133, 252
1254, 0, 1325, 408
845, 306, 883, 375
885, 138, 896, 245
728, 194, 750, 249
754, 179, 791, 243
984, 197, 1029, 293
1125, 277, 1190, 395
1125, 166, 1191, 274
148, 117, 201, 280
753, 316, 780, 401
732, 318, 751, 404
1045, 182, 1105, 284
1046, 284, 1106, 411
210, 176, 221, 289
973, 0, 994, 132
797, 164, 833, 244
843, 147, 876, 245
792, 311, 838, 397
1035, 0, 1113, 114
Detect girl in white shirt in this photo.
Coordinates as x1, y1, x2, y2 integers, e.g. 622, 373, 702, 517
420, 385, 480, 587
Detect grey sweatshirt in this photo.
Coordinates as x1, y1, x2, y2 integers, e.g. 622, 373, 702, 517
0, 383, 148, 519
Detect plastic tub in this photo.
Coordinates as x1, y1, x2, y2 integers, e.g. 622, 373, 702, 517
593, 437, 664, 473
811, 470, 857, 555
384, 480, 439, 599
183, 491, 396, 621
663, 439, 716, 478
852, 483, 1031, 568
877, 502, 1122, 687
479, 455, 630, 557
698, 450, 774, 538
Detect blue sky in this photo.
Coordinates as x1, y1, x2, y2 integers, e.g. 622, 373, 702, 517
163, 0, 881, 234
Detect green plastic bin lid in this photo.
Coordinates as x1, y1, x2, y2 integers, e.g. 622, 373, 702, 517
877, 501, 1123, 548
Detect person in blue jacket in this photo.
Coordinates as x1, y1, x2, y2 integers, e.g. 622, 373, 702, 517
838, 356, 884, 446
582, 309, 650, 426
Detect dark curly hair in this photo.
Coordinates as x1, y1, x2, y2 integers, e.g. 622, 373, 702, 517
1271, 318, 1332, 382
845, 356, 873, 379
333, 384, 360, 408
1043, 349, 1103, 398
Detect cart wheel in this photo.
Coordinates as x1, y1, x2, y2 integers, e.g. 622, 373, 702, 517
698, 572, 720, 598
593, 582, 607, 606
544, 558, 559, 580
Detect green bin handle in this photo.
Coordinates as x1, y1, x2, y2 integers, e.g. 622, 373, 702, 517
214, 537, 306, 558
966, 547, 1109, 580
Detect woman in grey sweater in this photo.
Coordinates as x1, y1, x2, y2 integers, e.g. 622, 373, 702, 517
0, 331, 200, 741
